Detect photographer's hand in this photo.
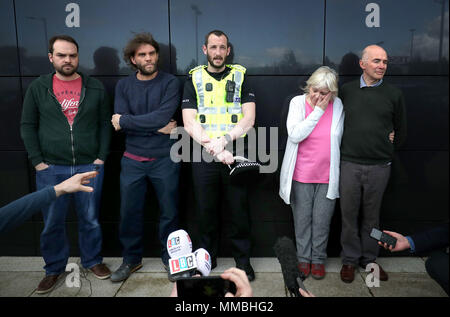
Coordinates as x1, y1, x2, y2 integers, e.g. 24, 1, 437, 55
221, 268, 253, 297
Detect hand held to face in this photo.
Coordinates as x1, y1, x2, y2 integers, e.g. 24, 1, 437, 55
309, 94, 319, 107
316, 93, 331, 111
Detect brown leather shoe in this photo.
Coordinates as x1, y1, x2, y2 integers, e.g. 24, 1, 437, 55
36, 274, 61, 294
362, 262, 388, 281
378, 264, 388, 281
340, 264, 355, 283
89, 263, 111, 279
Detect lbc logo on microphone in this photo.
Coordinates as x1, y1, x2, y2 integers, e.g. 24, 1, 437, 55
167, 236, 180, 248
170, 255, 195, 273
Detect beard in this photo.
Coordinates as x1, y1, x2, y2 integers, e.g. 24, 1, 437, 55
136, 62, 158, 76
54, 63, 78, 77
207, 53, 226, 70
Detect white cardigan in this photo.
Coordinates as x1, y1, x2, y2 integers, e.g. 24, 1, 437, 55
279, 94, 345, 204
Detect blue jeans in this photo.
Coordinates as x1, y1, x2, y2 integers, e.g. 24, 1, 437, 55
119, 156, 180, 265
36, 163, 104, 275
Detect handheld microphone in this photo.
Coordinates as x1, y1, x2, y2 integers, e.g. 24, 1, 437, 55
273, 236, 307, 297
167, 230, 197, 278
167, 229, 192, 258
193, 248, 212, 276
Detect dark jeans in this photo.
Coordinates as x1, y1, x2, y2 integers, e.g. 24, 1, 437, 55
191, 161, 251, 266
339, 160, 391, 266
425, 250, 449, 295
119, 156, 180, 265
36, 163, 104, 275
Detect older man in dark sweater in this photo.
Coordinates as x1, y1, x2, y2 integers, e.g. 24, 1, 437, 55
339, 45, 407, 283
110, 33, 181, 282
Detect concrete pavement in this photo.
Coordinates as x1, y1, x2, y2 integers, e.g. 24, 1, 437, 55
0, 257, 447, 297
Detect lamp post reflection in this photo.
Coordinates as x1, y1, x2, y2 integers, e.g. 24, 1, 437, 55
191, 4, 202, 64
409, 28, 416, 61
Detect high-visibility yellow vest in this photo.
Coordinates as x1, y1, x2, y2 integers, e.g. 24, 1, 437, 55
190, 64, 246, 139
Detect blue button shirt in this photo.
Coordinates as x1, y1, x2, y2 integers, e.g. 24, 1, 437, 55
360, 75, 383, 88
406, 236, 416, 253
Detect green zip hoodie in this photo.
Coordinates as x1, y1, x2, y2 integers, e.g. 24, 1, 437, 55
20, 72, 112, 167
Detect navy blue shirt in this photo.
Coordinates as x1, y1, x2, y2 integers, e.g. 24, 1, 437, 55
114, 71, 181, 158
0, 186, 56, 234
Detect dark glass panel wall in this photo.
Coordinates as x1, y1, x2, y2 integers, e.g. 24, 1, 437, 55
170, 0, 324, 75
0, 0, 20, 75
15, 0, 171, 76
0, 78, 24, 150
388, 76, 449, 150
0, 0, 448, 257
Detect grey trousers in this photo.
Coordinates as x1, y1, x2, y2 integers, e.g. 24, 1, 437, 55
339, 160, 391, 266
291, 182, 336, 264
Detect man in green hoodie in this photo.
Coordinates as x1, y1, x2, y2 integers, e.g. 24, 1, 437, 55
20, 35, 112, 294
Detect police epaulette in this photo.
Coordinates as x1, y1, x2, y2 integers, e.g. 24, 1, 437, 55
228, 64, 247, 73
189, 65, 207, 74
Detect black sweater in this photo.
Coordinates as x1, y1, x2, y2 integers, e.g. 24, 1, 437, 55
339, 80, 407, 165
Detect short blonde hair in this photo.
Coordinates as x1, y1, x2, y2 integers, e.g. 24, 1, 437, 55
302, 66, 339, 96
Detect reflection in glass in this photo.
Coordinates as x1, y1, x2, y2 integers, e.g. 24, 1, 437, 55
0, 78, 24, 150
170, 0, 324, 75
15, 0, 170, 76
326, 0, 449, 75
0, 0, 20, 75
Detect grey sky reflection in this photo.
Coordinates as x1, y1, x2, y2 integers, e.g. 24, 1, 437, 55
11, 0, 449, 76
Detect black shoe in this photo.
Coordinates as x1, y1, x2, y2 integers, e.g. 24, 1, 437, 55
110, 262, 142, 283
237, 263, 255, 282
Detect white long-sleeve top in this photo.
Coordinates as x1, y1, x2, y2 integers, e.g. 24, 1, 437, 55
279, 94, 345, 204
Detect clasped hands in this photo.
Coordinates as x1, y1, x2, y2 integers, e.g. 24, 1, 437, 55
202, 135, 234, 165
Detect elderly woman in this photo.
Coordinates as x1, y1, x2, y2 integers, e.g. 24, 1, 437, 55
279, 66, 344, 279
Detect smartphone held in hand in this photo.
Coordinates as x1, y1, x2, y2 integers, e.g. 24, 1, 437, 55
370, 228, 397, 248
176, 276, 237, 298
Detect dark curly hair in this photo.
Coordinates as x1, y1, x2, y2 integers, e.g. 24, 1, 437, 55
123, 32, 160, 69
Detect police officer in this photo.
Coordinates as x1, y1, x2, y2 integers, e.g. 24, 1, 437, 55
182, 30, 256, 281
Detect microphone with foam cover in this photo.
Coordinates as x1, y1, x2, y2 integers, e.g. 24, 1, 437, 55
194, 248, 212, 276
167, 229, 197, 278
167, 229, 192, 258
273, 236, 306, 297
